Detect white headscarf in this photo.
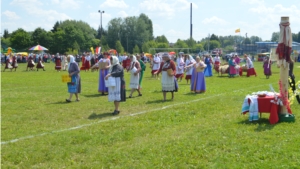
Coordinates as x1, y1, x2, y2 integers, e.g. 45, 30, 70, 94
109, 56, 119, 73
188, 55, 196, 63
67, 55, 75, 70
130, 55, 137, 69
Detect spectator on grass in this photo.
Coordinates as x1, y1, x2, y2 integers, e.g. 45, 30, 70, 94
54, 53, 62, 72
185, 55, 206, 93
154, 53, 178, 101
105, 56, 126, 115
91, 52, 111, 95
26, 54, 35, 71
137, 54, 146, 92
128, 55, 142, 98
289, 59, 300, 104
36, 57, 45, 71
244, 54, 257, 77
66, 55, 81, 102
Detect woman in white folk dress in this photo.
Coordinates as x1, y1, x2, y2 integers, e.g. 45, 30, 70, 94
184, 55, 196, 84
128, 55, 142, 98
154, 53, 178, 101
105, 56, 126, 115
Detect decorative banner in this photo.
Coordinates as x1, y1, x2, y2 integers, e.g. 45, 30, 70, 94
95, 47, 101, 54
90, 47, 95, 55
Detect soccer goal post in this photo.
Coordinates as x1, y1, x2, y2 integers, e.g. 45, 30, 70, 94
149, 48, 191, 54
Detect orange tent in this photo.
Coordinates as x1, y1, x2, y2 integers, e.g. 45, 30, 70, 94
109, 49, 117, 55
144, 53, 152, 58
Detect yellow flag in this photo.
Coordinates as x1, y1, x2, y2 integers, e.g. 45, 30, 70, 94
235, 28, 240, 33
90, 47, 95, 55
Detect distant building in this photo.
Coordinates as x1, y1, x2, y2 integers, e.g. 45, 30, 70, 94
235, 42, 300, 55
255, 41, 300, 53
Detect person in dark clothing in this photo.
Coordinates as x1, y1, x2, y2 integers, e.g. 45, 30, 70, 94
289, 59, 300, 104
105, 56, 126, 115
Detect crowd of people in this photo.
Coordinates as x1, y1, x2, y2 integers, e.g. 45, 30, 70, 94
2, 50, 299, 114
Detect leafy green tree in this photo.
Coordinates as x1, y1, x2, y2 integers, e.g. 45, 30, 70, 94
10, 28, 32, 50
292, 33, 298, 43
249, 36, 262, 44
155, 35, 169, 44
115, 40, 124, 54
96, 26, 101, 39
102, 44, 110, 52
51, 21, 60, 33
156, 43, 169, 53
297, 31, 300, 43
143, 40, 157, 54
194, 43, 204, 53
203, 40, 220, 51
51, 28, 65, 54
58, 20, 97, 51
210, 34, 219, 42
31, 27, 53, 48
142, 43, 149, 54
271, 32, 279, 42
3, 29, 9, 39
105, 13, 154, 53
91, 39, 101, 47
244, 37, 251, 44
138, 13, 154, 40
1, 37, 11, 49
224, 45, 235, 53
106, 18, 122, 50
184, 38, 196, 48
133, 44, 140, 54
174, 39, 189, 53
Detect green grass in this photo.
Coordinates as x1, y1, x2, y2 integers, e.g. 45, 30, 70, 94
1, 61, 300, 168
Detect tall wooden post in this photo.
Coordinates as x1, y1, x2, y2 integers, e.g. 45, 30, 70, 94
277, 17, 292, 114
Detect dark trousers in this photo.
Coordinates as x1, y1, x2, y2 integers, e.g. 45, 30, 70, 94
289, 75, 300, 104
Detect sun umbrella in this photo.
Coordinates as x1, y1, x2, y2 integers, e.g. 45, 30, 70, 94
29, 45, 48, 51
169, 51, 176, 55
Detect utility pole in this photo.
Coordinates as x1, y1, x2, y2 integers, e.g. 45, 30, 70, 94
98, 10, 105, 43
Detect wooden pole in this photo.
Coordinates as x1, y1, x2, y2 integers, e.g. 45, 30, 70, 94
278, 17, 290, 114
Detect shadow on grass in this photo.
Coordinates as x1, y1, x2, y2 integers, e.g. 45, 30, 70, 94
88, 112, 112, 119
146, 99, 172, 104
83, 94, 104, 98
151, 90, 162, 93
216, 75, 229, 78
238, 118, 275, 132
49, 101, 75, 104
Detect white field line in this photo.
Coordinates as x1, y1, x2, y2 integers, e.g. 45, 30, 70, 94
1, 84, 272, 145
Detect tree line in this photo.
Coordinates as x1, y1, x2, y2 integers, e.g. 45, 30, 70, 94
2, 13, 300, 55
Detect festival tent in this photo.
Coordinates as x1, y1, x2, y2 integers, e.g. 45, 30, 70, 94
16, 52, 28, 56
169, 51, 176, 55
28, 45, 48, 51
3, 47, 16, 55
144, 53, 152, 58
109, 49, 117, 55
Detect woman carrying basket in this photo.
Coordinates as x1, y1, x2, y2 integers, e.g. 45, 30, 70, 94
154, 53, 178, 101
66, 55, 81, 102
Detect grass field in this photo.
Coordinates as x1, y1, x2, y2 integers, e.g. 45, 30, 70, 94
1, 61, 300, 168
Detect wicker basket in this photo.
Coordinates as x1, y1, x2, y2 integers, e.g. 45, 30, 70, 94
196, 66, 204, 72
166, 68, 173, 76
99, 62, 107, 69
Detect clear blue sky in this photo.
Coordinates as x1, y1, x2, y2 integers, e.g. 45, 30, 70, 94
1, 0, 300, 43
